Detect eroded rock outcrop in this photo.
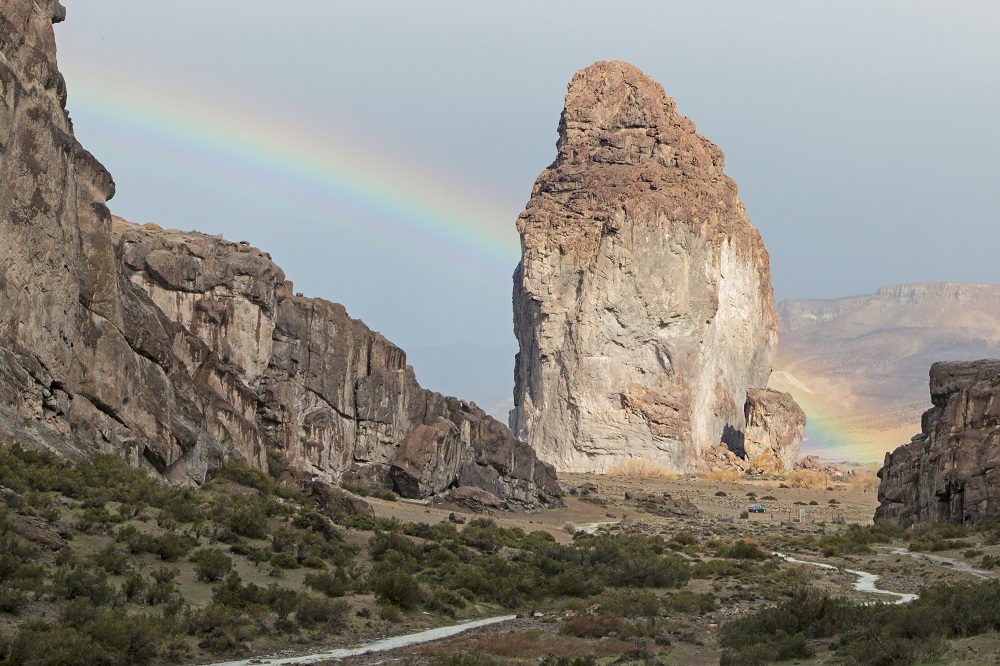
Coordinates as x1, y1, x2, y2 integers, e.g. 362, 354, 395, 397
741, 388, 804, 472
511, 60, 777, 473
0, 0, 560, 508
875, 360, 1000, 527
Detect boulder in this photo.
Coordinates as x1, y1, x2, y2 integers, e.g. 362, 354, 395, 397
311, 480, 375, 517
741, 388, 805, 472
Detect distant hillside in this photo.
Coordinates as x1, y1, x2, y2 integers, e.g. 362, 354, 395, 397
770, 283, 1000, 464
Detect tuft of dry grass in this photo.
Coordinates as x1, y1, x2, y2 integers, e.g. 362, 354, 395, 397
783, 469, 831, 489
847, 472, 879, 494
699, 468, 743, 484
607, 459, 677, 479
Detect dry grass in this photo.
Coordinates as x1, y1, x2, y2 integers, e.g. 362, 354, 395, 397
607, 459, 677, 479
699, 468, 743, 484
784, 469, 831, 489
847, 472, 879, 494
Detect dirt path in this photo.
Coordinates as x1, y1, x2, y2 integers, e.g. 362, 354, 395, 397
205, 616, 518, 666
775, 552, 918, 604
888, 547, 1000, 580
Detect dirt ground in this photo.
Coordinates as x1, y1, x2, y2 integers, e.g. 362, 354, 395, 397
305, 473, 1000, 666
370, 472, 880, 542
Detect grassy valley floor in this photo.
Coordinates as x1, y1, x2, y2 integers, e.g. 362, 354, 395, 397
0, 449, 999, 665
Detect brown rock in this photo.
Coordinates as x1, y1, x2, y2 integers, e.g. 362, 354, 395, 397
311, 480, 375, 517
0, 1, 561, 509
444, 486, 507, 512
875, 359, 1000, 527
12, 515, 67, 550
511, 60, 776, 473
741, 388, 805, 472
390, 418, 462, 498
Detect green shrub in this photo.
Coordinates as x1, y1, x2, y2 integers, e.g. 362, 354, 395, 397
593, 588, 659, 617
371, 570, 420, 609
121, 573, 147, 603
727, 540, 769, 560
0, 586, 30, 614
190, 548, 233, 582
303, 570, 348, 598
91, 544, 128, 575
662, 591, 717, 614
294, 594, 350, 630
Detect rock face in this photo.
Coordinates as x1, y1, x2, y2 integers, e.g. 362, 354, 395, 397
0, 0, 559, 508
740, 388, 804, 473
511, 60, 777, 473
875, 360, 1000, 527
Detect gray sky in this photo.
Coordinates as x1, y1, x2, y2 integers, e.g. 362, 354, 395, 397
56, 1, 1000, 408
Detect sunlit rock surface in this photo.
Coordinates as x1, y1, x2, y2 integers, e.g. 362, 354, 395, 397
511, 60, 777, 473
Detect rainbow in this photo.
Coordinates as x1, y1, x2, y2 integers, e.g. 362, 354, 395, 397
63, 66, 524, 285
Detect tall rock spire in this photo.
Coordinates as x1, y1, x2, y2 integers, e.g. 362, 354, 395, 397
511, 60, 777, 473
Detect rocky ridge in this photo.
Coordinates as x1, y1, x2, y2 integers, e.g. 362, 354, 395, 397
875, 359, 1000, 527
0, 0, 559, 508
511, 60, 779, 473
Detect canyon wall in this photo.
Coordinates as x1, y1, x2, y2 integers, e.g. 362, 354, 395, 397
0, 0, 559, 508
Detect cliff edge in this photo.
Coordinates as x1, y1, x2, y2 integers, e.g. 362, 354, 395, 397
0, 0, 559, 508
875, 359, 1000, 527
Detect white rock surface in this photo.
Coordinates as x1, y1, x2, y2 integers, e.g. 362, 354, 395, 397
511, 61, 777, 473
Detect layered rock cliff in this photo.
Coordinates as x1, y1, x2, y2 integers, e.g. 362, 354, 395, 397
511, 60, 777, 473
875, 360, 1000, 527
0, 0, 559, 508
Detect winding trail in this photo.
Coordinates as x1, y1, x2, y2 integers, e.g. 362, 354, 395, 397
206, 615, 517, 666
888, 547, 1000, 580
774, 552, 918, 604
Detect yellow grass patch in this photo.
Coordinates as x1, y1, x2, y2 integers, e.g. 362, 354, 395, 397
698, 468, 743, 484
783, 469, 831, 489
607, 459, 677, 479
847, 472, 880, 494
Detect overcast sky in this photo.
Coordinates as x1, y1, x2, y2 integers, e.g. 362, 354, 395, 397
56, 1, 1000, 408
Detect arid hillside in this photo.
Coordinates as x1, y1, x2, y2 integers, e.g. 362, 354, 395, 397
771, 283, 1000, 463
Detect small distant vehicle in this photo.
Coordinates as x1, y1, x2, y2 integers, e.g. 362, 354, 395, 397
748, 504, 766, 513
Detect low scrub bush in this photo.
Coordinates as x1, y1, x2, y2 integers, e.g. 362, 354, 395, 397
784, 469, 829, 489
559, 613, 624, 638
190, 548, 233, 582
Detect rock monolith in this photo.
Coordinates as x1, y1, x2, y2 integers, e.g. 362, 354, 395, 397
511, 60, 777, 473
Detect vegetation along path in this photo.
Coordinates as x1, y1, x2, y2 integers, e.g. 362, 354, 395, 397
775, 552, 918, 604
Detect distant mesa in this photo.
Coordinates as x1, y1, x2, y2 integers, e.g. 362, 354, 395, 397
772, 282, 1000, 464
510, 60, 792, 474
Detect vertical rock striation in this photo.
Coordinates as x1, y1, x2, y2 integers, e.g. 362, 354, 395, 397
875, 360, 1000, 527
511, 60, 777, 473
0, 0, 559, 508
